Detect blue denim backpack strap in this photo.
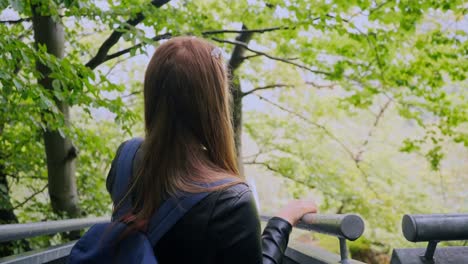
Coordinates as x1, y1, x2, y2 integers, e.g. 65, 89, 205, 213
147, 178, 235, 246
111, 137, 144, 220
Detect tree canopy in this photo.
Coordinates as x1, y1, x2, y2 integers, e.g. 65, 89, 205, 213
1, 0, 467, 260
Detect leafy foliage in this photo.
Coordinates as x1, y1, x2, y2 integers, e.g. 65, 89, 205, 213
1, 0, 467, 261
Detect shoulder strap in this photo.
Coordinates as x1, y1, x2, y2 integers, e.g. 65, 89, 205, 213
111, 137, 144, 220
147, 178, 234, 246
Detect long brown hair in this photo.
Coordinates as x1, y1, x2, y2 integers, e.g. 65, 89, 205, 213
119, 37, 241, 228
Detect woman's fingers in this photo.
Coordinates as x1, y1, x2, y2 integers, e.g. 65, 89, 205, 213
299, 200, 318, 214
275, 199, 318, 226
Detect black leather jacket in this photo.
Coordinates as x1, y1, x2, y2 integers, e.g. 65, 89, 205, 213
106, 144, 292, 264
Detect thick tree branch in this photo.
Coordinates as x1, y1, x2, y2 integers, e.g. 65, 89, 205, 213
85, 14, 144, 69
85, 25, 290, 69
212, 37, 332, 76
85, 0, 171, 69
86, 23, 293, 69
242, 81, 338, 97
13, 184, 48, 210
104, 33, 172, 63
240, 54, 262, 60
242, 84, 292, 96
0, 17, 31, 24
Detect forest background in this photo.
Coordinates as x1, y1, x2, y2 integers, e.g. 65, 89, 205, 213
1, 0, 467, 263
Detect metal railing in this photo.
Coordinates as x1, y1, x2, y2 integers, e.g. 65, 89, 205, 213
402, 214, 468, 242
0, 217, 109, 264
0, 214, 365, 264
261, 214, 365, 264
391, 213, 468, 264
0, 217, 109, 243
5, 212, 466, 263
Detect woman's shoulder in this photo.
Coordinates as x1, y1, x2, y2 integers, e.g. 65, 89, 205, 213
213, 182, 254, 207
219, 181, 250, 196
209, 181, 258, 221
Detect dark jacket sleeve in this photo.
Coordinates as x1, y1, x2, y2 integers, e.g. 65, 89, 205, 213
262, 217, 293, 264
208, 184, 293, 264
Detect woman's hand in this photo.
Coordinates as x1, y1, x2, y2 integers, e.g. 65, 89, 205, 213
275, 200, 318, 226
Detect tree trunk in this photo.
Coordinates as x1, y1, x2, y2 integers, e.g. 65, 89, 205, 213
228, 26, 253, 177
31, 12, 79, 218
231, 77, 245, 177
0, 149, 30, 256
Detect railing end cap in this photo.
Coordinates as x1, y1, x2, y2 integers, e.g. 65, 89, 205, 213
402, 214, 418, 242
341, 214, 365, 241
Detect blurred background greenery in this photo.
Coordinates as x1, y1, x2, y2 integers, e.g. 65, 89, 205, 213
1, 0, 467, 262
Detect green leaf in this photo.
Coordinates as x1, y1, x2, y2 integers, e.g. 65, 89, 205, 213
52, 79, 61, 91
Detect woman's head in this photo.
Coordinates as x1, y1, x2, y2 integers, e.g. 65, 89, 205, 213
129, 37, 240, 221
144, 37, 236, 172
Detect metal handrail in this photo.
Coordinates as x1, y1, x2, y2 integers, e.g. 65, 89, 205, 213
400, 213, 468, 262
261, 213, 365, 241
1, 214, 365, 243
0, 216, 109, 243
402, 213, 468, 242
0, 214, 365, 264
261, 213, 365, 264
